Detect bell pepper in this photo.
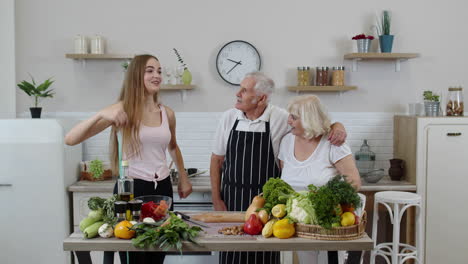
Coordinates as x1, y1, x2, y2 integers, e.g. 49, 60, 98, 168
272, 218, 295, 239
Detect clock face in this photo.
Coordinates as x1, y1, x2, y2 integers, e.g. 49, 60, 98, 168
216, 40, 261, 85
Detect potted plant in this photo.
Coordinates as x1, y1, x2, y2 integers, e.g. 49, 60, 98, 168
375, 10, 394, 53
173, 48, 192, 85
17, 75, 55, 118
352, 34, 375, 53
423, 90, 441, 116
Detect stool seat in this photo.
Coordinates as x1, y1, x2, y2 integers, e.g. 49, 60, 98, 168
375, 191, 421, 204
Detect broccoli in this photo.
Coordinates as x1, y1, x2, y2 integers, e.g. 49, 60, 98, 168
262, 178, 295, 212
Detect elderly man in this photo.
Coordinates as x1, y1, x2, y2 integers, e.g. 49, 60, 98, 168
210, 72, 346, 264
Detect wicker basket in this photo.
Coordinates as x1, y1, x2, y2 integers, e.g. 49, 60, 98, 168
296, 211, 367, 241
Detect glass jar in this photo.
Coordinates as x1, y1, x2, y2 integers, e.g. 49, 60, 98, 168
297, 67, 303, 86
304, 66, 311, 86
446, 87, 464, 116
331, 66, 345, 86
118, 160, 134, 202
322, 67, 329, 86
315, 67, 322, 86
354, 139, 376, 175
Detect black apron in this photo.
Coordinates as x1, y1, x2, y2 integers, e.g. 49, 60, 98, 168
219, 119, 281, 264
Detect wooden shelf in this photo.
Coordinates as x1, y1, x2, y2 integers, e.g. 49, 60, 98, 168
287, 86, 357, 92
160, 84, 195, 90
65, 54, 134, 59
343, 53, 420, 72
344, 53, 420, 60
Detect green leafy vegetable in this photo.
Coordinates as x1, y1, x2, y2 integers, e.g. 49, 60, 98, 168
262, 178, 295, 212
89, 159, 104, 179
311, 175, 361, 229
285, 191, 317, 225
87, 195, 117, 226
132, 212, 202, 253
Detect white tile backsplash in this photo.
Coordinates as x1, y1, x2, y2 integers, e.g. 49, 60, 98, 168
33, 111, 395, 171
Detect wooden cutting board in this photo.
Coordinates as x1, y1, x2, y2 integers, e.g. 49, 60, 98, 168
191, 212, 245, 223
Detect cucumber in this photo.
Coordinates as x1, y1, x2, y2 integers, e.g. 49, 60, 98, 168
83, 221, 104, 239
79, 217, 97, 232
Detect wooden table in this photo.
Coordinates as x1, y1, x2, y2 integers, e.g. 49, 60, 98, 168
64, 224, 373, 252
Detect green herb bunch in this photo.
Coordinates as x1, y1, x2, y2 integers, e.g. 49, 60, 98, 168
423, 91, 440, 102
132, 212, 202, 253
173, 48, 188, 70
310, 175, 361, 229
17, 75, 55, 107
89, 159, 104, 179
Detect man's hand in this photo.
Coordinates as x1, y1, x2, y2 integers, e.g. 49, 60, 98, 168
212, 198, 227, 211
328, 122, 347, 146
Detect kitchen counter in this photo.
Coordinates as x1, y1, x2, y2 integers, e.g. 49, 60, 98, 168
68, 176, 212, 193
68, 175, 416, 193
63, 212, 373, 252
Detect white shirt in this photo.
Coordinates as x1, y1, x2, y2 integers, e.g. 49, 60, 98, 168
278, 132, 352, 191
212, 104, 289, 160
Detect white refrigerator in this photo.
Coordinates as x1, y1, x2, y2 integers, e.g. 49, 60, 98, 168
0, 119, 82, 264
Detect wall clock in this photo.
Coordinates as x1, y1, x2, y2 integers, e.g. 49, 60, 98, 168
216, 40, 261, 86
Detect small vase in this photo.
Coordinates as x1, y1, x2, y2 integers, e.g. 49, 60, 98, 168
181, 68, 192, 85
379, 35, 394, 53
356, 39, 372, 53
424, 101, 440, 116
388, 158, 404, 181
30, 107, 42, 118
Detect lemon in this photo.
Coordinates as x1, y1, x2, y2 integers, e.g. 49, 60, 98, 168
340, 212, 356, 227
114, 220, 135, 239
271, 204, 286, 218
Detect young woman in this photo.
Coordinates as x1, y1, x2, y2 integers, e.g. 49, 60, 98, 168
278, 95, 361, 264
65, 54, 192, 264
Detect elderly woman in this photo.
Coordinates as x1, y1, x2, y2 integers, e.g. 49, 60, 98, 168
278, 95, 361, 264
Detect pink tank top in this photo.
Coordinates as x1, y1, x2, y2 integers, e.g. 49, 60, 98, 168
125, 105, 172, 184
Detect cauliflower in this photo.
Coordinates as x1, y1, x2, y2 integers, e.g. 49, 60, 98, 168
286, 192, 317, 225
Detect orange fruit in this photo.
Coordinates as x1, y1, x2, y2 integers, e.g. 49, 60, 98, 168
114, 220, 135, 239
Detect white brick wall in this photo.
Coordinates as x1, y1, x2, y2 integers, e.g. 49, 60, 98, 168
31, 111, 395, 171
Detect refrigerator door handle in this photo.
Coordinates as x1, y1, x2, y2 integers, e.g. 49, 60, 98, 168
0, 183, 13, 187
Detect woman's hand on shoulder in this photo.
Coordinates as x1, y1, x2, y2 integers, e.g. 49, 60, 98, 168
98, 102, 128, 128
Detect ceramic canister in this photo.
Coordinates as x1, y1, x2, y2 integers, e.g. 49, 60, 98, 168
90, 35, 105, 54
74, 35, 88, 54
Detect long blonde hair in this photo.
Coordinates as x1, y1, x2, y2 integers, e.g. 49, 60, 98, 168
287, 95, 331, 139
110, 54, 160, 175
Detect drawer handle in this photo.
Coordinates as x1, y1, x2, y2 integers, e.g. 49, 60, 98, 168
447, 132, 462, 136
0, 183, 13, 187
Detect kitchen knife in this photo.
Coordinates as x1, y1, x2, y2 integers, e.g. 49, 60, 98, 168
174, 211, 210, 228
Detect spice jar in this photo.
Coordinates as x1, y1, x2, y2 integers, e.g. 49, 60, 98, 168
315, 67, 322, 86
322, 67, 329, 86
304, 67, 311, 86
297, 67, 303, 86
446, 87, 464, 116
128, 199, 143, 221
331, 66, 345, 86
114, 201, 128, 222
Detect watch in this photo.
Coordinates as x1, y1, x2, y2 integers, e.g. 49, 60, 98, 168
216, 40, 261, 85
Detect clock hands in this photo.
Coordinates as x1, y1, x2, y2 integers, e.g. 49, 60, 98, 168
227, 58, 242, 65
226, 59, 242, 74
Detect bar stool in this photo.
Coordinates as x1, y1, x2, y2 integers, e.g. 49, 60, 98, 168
370, 191, 422, 264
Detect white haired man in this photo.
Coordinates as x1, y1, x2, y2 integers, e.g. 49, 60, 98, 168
210, 72, 347, 264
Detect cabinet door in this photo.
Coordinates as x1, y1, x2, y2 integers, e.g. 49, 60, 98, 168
426, 125, 468, 264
